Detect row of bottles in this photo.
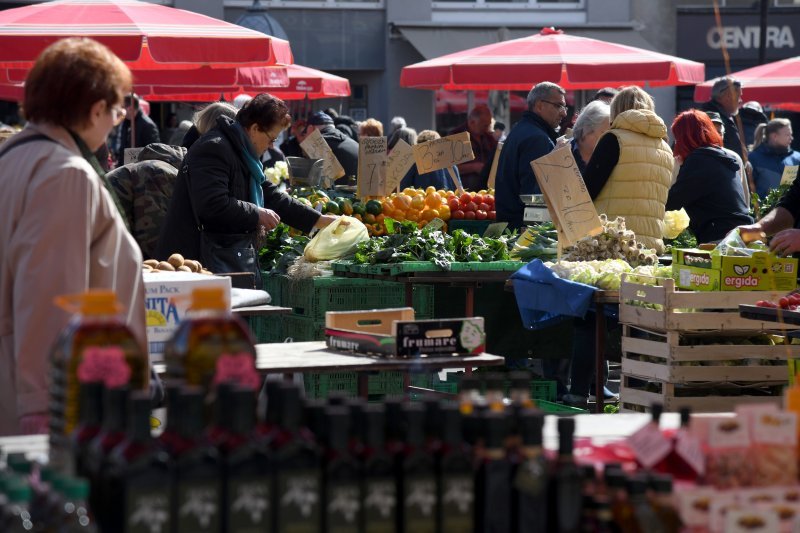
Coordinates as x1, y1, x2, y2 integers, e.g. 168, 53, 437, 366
22, 378, 688, 533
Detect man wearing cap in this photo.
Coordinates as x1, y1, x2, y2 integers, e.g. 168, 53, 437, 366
701, 77, 745, 158
308, 111, 359, 180
705, 111, 749, 208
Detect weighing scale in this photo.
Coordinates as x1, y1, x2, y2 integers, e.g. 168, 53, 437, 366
520, 194, 552, 224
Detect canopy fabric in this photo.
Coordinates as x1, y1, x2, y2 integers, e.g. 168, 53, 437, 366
0, 0, 293, 69
693, 56, 800, 104
400, 27, 705, 91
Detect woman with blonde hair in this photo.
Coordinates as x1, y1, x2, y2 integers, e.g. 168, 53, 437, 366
359, 118, 384, 138
582, 86, 673, 253
748, 118, 800, 197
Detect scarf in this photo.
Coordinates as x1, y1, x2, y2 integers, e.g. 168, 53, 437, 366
232, 122, 266, 208
67, 129, 130, 231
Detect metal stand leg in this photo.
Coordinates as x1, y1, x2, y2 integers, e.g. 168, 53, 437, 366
595, 303, 606, 414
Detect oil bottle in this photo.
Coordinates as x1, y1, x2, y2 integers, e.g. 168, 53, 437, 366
323, 406, 361, 533
437, 402, 473, 533
398, 403, 437, 533
475, 411, 511, 533
72, 381, 104, 478
360, 404, 396, 533
513, 409, 547, 533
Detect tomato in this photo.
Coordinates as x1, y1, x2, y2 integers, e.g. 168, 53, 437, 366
464, 211, 476, 220
472, 194, 484, 205
756, 301, 768, 307
448, 198, 460, 211
488, 210, 496, 220
478, 202, 491, 212
453, 210, 465, 220
791, 294, 800, 305
779, 297, 790, 308
459, 192, 473, 205
464, 202, 478, 212
475, 210, 488, 220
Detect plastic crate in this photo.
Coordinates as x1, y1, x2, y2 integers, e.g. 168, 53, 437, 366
261, 272, 284, 306
282, 314, 325, 342
245, 315, 283, 344
536, 400, 587, 414
441, 372, 556, 403
368, 372, 405, 396
304, 372, 357, 399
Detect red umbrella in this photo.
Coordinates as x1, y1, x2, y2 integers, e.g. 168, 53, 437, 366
693, 56, 800, 105
0, 0, 293, 69
401, 27, 704, 91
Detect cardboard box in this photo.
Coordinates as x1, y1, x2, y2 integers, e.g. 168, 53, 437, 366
325, 308, 486, 358
672, 248, 797, 292
144, 271, 231, 360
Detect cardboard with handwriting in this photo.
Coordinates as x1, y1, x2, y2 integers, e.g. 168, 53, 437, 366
530, 146, 602, 247
413, 131, 474, 175
487, 141, 503, 189
357, 136, 387, 198
383, 139, 415, 195
780, 165, 798, 186
300, 128, 345, 187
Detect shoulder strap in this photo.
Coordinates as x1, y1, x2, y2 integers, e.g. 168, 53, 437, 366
180, 163, 204, 232
0, 133, 54, 159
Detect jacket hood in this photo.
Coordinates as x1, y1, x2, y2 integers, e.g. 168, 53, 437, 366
689, 145, 740, 172
139, 143, 187, 168
611, 109, 668, 139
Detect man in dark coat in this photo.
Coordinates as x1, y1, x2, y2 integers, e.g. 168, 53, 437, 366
309, 111, 359, 180
701, 77, 744, 159
449, 104, 497, 191
117, 94, 161, 163
495, 82, 566, 229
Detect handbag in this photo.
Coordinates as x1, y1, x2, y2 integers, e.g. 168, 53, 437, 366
182, 165, 261, 286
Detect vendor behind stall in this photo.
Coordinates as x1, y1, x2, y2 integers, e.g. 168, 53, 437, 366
666, 110, 752, 244
400, 130, 460, 191
749, 118, 800, 198
740, 167, 800, 255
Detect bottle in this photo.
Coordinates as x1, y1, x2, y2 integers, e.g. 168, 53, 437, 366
323, 406, 361, 533
606, 469, 640, 533
437, 403, 473, 533
627, 474, 664, 533
218, 387, 271, 532
104, 391, 172, 533
580, 464, 598, 532
360, 404, 396, 533
421, 398, 443, 453
344, 398, 366, 458
483, 373, 506, 413
475, 412, 511, 533
207, 383, 235, 447
164, 286, 258, 414
649, 474, 682, 533
270, 383, 322, 533
59, 477, 97, 532
156, 385, 183, 456
256, 380, 284, 439
2, 481, 35, 532
513, 409, 547, 533
172, 387, 223, 533
50, 291, 148, 471
72, 381, 104, 478
458, 376, 482, 446
304, 399, 328, 440
549, 417, 582, 533
398, 403, 436, 533
509, 371, 534, 409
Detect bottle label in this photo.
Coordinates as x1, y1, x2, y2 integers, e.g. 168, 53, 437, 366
277, 470, 321, 533
213, 352, 261, 391
326, 481, 361, 533
363, 478, 396, 533
675, 429, 706, 476
177, 482, 220, 533
404, 476, 436, 533
440, 475, 474, 532
628, 422, 672, 468
227, 477, 271, 532
125, 488, 172, 533
78, 346, 131, 388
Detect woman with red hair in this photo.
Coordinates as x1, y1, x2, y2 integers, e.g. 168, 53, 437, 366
666, 109, 752, 243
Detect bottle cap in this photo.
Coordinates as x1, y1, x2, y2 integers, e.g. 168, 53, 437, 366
483, 373, 504, 392
54, 290, 122, 316
362, 404, 386, 449
518, 409, 544, 447
603, 462, 622, 476
652, 474, 673, 493
651, 403, 663, 423
627, 474, 648, 496
190, 287, 227, 311
605, 469, 627, 489
439, 402, 463, 446
325, 406, 350, 453
557, 417, 575, 455
581, 464, 596, 481
679, 407, 691, 426
460, 376, 480, 392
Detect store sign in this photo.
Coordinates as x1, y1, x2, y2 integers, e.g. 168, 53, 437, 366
707, 25, 795, 50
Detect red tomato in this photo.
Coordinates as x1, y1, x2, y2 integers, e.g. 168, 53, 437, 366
464, 202, 478, 212
791, 294, 800, 305
459, 193, 473, 205
448, 198, 460, 211
475, 210, 488, 220
452, 210, 465, 220
488, 210, 496, 220
478, 202, 491, 212
464, 211, 476, 220
780, 297, 790, 308
472, 194, 484, 205
756, 300, 768, 307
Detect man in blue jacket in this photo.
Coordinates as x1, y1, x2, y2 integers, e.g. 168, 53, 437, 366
495, 82, 566, 229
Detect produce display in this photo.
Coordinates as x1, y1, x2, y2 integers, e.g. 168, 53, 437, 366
142, 254, 212, 274
510, 222, 558, 261
304, 216, 369, 262
547, 259, 671, 290
757, 184, 789, 218
264, 160, 290, 185
258, 224, 311, 274
754, 292, 800, 310
562, 215, 657, 266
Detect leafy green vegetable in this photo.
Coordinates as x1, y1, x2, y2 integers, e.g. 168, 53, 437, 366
757, 185, 790, 218
664, 228, 697, 252
258, 224, 310, 274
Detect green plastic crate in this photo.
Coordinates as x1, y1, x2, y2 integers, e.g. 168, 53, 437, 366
261, 272, 284, 306
245, 315, 283, 344
368, 372, 405, 396
282, 314, 325, 342
537, 400, 587, 414
304, 372, 357, 399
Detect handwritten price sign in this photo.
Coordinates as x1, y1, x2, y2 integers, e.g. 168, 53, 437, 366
530, 146, 601, 247
412, 131, 474, 174
300, 128, 345, 187
357, 136, 387, 198
384, 139, 415, 195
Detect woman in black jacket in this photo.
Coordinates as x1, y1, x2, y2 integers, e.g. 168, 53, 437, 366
157, 94, 335, 269
666, 109, 752, 244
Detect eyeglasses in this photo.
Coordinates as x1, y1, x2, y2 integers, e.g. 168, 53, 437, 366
542, 100, 568, 112
111, 106, 127, 125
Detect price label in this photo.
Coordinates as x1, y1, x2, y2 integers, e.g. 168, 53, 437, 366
357, 136, 387, 198
487, 141, 503, 189
482, 222, 508, 239
627, 422, 671, 468
384, 139, 415, 195
412, 131, 474, 174
300, 128, 345, 187
780, 165, 798, 186
675, 430, 706, 476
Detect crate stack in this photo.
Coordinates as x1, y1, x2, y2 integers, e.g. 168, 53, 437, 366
618, 276, 800, 413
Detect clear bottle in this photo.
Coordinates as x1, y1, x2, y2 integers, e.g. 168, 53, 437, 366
58, 477, 97, 532
3, 481, 35, 533
458, 376, 482, 446
50, 291, 148, 472
164, 287, 258, 418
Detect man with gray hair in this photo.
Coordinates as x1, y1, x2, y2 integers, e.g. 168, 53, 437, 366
449, 103, 497, 190
495, 81, 567, 229
701, 76, 745, 159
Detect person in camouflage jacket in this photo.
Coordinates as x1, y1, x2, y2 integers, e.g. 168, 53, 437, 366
107, 143, 187, 259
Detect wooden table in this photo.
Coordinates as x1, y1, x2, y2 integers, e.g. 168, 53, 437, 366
154, 341, 505, 398
232, 305, 292, 317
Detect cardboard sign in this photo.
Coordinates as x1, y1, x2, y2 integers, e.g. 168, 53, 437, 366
300, 128, 345, 187
384, 139, 415, 195
357, 136, 387, 198
487, 141, 503, 189
413, 131, 474, 174
530, 147, 602, 247
780, 165, 798, 186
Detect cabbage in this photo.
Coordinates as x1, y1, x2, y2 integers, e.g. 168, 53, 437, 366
304, 216, 369, 262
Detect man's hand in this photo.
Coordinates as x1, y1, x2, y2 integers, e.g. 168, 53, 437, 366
769, 229, 800, 256
258, 208, 281, 231
738, 222, 766, 244
314, 214, 338, 229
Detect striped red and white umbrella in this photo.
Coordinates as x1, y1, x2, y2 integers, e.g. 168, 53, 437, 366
0, 0, 293, 69
401, 27, 704, 91
694, 56, 800, 105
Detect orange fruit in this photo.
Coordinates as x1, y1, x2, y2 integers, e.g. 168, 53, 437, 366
364, 213, 376, 224
421, 209, 438, 222
393, 194, 412, 211
405, 210, 420, 222
382, 201, 393, 215
425, 193, 442, 209
438, 205, 451, 221
425, 186, 437, 195
410, 195, 425, 210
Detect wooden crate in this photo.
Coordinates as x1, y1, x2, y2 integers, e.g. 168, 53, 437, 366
619, 375, 783, 413
619, 276, 799, 332
621, 325, 795, 384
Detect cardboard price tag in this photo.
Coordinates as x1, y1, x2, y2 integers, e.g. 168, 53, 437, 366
530, 147, 602, 247
357, 136, 387, 198
384, 139, 415, 195
627, 422, 671, 468
780, 165, 798, 186
300, 129, 346, 187
487, 141, 503, 189
413, 131, 474, 174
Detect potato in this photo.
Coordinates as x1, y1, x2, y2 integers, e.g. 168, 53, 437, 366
167, 253, 184, 268
143, 259, 159, 267
183, 259, 199, 272
177, 265, 192, 273
156, 261, 175, 271
200, 269, 213, 275
142, 265, 153, 272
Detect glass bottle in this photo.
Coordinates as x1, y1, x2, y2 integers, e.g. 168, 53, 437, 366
549, 417, 582, 533
513, 409, 547, 533
323, 406, 361, 533
628, 474, 664, 533
606, 469, 641, 533
475, 412, 511, 533
649, 474, 682, 533
398, 402, 437, 533
360, 404, 396, 533
509, 371, 534, 409
437, 402, 473, 533
483, 373, 506, 413
344, 398, 367, 458
72, 381, 104, 478
2, 481, 35, 533
50, 291, 148, 471
458, 376, 483, 446
156, 385, 182, 457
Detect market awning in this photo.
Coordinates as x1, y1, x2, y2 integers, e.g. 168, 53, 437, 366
693, 56, 800, 105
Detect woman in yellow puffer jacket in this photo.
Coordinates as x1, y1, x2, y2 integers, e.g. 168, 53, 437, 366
582, 86, 674, 254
